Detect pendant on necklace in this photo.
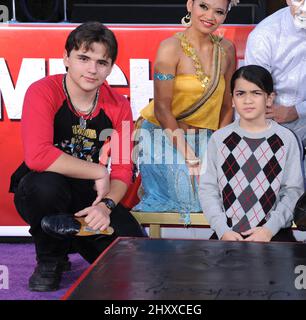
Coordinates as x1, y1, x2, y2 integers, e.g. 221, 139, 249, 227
79, 117, 86, 130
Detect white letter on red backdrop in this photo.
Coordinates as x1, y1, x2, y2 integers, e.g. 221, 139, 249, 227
129, 59, 153, 120
0, 58, 45, 119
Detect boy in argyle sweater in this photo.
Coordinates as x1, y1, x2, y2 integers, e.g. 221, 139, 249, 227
199, 65, 304, 242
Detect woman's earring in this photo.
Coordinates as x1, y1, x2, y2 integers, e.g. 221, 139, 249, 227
181, 12, 192, 27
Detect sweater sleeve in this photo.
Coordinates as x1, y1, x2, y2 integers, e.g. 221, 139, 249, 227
198, 134, 231, 239
263, 132, 305, 236
21, 80, 63, 171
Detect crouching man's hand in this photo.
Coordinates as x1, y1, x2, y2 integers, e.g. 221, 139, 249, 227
75, 202, 111, 232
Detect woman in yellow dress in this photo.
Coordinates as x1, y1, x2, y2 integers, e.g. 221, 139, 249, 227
133, 0, 238, 222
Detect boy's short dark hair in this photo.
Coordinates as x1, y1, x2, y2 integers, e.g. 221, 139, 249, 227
231, 65, 274, 95
65, 21, 118, 64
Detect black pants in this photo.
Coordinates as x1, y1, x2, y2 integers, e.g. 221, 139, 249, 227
14, 171, 145, 264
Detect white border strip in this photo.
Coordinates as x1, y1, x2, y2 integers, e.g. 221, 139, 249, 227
0, 226, 304, 240
0, 226, 31, 237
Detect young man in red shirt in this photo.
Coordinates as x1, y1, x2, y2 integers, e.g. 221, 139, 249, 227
11, 22, 144, 292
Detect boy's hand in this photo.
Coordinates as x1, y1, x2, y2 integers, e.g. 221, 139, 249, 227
241, 227, 273, 242
221, 231, 244, 241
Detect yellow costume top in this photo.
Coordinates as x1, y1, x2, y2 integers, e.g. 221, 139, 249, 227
140, 73, 225, 130
140, 31, 225, 131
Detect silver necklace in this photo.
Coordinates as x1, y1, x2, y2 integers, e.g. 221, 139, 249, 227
62, 75, 99, 130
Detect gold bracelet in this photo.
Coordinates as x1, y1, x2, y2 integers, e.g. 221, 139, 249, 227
185, 158, 200, 166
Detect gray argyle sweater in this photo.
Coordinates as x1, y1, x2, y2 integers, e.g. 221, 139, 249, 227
199, 120, 304, 239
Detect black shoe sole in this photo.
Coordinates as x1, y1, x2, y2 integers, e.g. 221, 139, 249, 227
29, 283, 60, 292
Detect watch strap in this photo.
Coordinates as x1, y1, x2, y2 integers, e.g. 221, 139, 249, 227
101, 198, 116, 211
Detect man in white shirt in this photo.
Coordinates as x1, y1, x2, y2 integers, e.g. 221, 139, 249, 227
244, 1, 306, 155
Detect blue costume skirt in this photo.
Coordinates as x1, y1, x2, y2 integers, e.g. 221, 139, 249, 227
133, 120, 212, 219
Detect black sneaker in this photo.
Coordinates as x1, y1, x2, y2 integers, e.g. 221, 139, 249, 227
41, 214, 81, 238
29, 261, 64, 292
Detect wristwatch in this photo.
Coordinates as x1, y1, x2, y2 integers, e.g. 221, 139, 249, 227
101, 198, 116, 211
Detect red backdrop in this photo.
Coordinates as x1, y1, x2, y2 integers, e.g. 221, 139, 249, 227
0, 24, 254, 232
